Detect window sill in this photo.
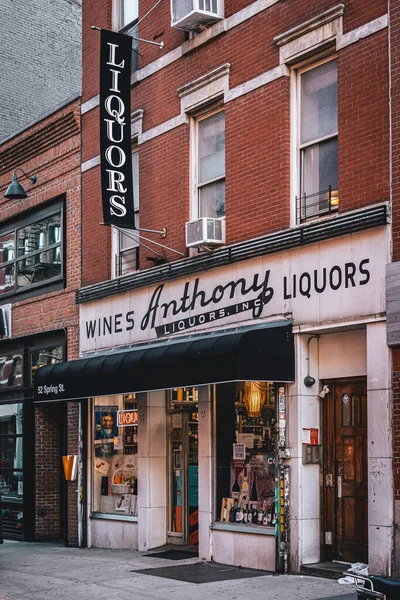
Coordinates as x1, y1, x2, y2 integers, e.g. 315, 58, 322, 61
90, 512, 138, 522
211, 522, 275, 535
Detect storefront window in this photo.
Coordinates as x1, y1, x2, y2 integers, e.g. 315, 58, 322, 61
216, 382, 278, 527
0, 403, 23, 538
92, 393, 138, 517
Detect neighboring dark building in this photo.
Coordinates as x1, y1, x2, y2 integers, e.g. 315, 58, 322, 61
0, 0, 81, 139
0, 97, 81, 544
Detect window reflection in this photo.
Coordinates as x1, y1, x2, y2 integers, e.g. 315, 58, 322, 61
0, 354, 23, 388
0, 211, 62, 296
31, 345, 63, 385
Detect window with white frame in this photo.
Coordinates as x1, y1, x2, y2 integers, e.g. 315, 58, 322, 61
113, 151, 139, 277
113, 0, 139, 72
296, 58, 338, 223
193, 110, 226, 219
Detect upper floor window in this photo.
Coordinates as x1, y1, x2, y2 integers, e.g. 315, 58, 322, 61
114, 0, 139, 72
120, 0, 138, 26
0, 203, 63, 298
193, 110, 226, 219
296, 58, 338, 223
113, 151, 139, 277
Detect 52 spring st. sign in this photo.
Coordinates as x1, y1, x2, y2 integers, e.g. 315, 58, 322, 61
80, 229, 387, 353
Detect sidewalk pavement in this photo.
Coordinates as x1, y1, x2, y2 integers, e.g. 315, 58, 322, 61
0, 541, 357, 600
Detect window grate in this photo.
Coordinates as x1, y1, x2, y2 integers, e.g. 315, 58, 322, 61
296, 186, 339, 224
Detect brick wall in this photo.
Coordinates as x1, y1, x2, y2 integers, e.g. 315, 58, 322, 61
0, 0, 81, 140
81, 0, 390, 287
34, 404, 62, 541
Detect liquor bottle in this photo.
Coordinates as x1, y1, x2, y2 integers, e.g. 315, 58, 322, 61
236, 504, 244, 523
243, 505, 248, 523
257, 503, 264, 524
252, 506, 258, 523
241, 470, 249, 501
230, 500, 238, 523
250, 471, 258, 502
263, 504, 269, 526
232, 473, 240, 499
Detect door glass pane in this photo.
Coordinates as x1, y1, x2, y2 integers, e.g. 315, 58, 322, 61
170, 412, 183, 534
188, 407, 198, 546
360, 394, 367, 426
300, 60, 338, 145
343, 437, 356, 481
169, 387, 198, 544
351, 395, 360, 427
342, 397, 350, 426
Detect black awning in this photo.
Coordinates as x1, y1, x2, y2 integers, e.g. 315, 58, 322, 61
34, 323, 294, 402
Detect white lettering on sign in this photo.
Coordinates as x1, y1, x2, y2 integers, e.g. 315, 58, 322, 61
36, 383, 65, 396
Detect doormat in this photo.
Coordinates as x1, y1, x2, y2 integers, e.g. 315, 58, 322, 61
145, 549, 198, 560
135, 561, 272, 584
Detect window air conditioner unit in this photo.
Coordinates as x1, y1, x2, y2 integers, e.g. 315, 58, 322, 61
185, 217, 226, 248
171, 0, 223, 31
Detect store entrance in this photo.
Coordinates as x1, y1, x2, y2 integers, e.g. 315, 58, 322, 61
323, 379, 368, 563
168, 387, 198, 546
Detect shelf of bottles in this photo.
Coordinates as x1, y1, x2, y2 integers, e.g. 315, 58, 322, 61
223, 382, 277, 528
123, 394, 138, 455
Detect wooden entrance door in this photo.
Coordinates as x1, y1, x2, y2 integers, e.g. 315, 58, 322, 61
323, 381, 368, 563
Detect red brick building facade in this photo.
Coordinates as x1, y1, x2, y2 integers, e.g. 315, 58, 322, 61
36, 0, 398, 575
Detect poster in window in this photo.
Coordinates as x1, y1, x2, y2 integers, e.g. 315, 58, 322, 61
94, 405, 118, 456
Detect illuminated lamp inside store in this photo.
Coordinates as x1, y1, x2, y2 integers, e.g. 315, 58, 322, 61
242, 381, 268, 417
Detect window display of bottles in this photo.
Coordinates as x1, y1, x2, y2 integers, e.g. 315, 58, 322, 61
217, 381, 280, 529
227, 499, 275, 527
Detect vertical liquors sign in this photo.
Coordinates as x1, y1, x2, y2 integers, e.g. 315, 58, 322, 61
100, 30, 135, 228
